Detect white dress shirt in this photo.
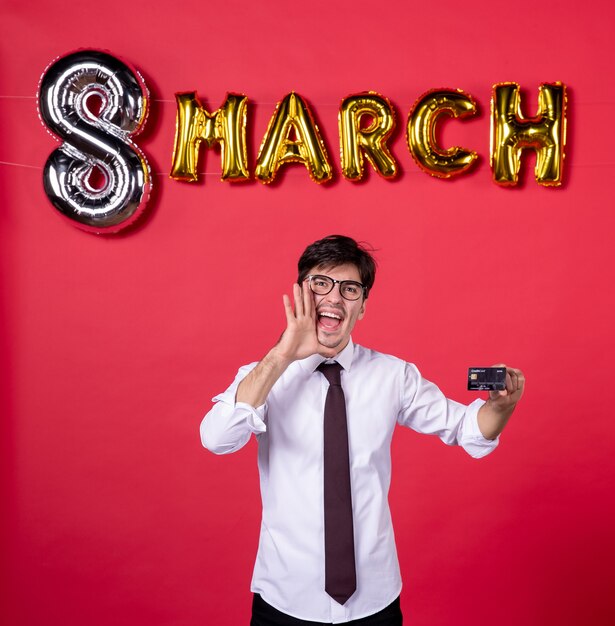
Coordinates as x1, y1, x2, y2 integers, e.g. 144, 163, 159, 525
201, 339, 498, 623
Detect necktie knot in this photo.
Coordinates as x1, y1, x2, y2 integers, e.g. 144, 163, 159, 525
317, 362, 342, 386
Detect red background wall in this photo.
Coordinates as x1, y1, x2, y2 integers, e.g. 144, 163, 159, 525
1, 1, 614, 625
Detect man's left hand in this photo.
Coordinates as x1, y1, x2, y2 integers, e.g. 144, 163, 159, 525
488, 365, 525, 412
477, 364, 525, 440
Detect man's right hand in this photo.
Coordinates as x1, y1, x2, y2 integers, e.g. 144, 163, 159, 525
274, 280, 336, 364
235, 281, 334, 407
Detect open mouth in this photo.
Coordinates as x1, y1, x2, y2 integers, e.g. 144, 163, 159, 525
317, 310, 343, 331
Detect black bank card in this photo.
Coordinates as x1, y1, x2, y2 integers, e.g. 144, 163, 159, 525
468, 367, 506, 391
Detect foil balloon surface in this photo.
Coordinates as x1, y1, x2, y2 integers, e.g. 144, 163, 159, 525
339, 93, 398, 180
407, 88, 478, 178
490, 82, 567, 186
38, 49, 151, 233
170, 92, 249, 182
255, 92, 332, 184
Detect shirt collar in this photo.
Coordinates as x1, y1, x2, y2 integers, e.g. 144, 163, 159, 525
299, 337, 355, 373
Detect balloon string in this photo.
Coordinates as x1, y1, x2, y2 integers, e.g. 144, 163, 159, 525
2, 160, 614, 176
0, 94, 341, 106
0, 161, 233, 176
2, 94, 615, 106
0, 160, 42, 170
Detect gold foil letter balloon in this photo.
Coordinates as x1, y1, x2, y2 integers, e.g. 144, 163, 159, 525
339, 93, 398, 180
255, 93, 332, 184
171, 92, 249, 182
407, 89, 478, 178
490, 82, 567, 186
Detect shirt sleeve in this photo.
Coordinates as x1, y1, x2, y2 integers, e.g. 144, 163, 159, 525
397, 362, 499, 459
200, 363, 268, 455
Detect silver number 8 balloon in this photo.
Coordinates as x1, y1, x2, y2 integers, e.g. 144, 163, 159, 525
38, 50, 152, 233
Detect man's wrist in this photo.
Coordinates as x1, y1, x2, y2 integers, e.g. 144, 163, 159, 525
485, 397, 515, 419
235, 347, 292, 407
267, 344, 295, 371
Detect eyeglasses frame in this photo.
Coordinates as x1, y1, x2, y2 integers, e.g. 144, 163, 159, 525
306, 274, 366, 301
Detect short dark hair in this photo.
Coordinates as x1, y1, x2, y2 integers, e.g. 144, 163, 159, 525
297, 235, 377, 298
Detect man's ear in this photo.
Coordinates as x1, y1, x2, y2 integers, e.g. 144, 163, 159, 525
358, 298, 367, 320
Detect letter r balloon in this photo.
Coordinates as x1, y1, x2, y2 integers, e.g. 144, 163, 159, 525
38, 50, 152, 233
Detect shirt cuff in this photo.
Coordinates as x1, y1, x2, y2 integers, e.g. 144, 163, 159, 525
235, 401, 267, 434
460, 398, 500, 458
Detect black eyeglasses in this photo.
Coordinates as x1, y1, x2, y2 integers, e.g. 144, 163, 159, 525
307, 274, 366, 301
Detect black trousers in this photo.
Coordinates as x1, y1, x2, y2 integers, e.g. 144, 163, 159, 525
250, 594, 403, 626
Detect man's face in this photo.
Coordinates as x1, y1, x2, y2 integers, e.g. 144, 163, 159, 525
308, 263, 367, 353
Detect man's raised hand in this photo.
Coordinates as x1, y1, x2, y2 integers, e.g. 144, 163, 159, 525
236, 281, 339, 407
276, 281, 336, 363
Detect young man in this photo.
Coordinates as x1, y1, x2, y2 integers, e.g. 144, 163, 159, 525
201, 235, 525, 626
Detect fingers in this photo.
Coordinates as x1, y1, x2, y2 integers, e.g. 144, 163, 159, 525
293, 283, 304, 317
497, 365, 524, 393
284, 282, 315, 322
507, 367, 525, 394
488, 389, 507, 400
282, 294, 294, 324
487, 364, 525, 400
302, 279, 314, 318
278, 282, 320, 362
505, 371, 514, 394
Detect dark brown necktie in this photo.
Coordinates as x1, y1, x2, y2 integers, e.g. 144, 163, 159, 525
318, 362, 356, 605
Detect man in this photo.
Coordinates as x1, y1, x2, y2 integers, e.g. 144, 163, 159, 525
201, 235, 525, 626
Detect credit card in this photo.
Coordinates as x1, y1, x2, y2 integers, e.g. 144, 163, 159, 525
468, 367, 507, 391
